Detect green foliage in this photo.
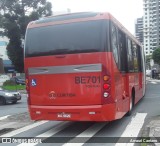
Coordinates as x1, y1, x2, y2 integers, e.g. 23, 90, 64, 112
145, 55, 152, 63
145, 54, 152, 69
3, 84, 26, 90
0, 0, 52, 72
3, 80, 16, 86
152, 48, 160, 65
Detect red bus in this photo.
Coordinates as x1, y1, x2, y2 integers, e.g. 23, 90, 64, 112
24, 12, 146, 121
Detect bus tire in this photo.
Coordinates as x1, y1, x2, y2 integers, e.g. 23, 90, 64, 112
126, 89, 135, 116
142, 83, 146, 98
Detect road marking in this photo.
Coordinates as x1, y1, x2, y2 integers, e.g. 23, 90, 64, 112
0, 122, 17, 130
115, 113, 147, 146
150, 81, 157, 84
63, 122, 107, 146
17, 122, 72, 146
0, 115, 10, 121
0, 120, 48, 137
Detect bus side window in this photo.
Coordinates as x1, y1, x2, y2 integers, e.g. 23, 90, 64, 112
118, 29, 127, 72
137, 45, 142, 72
132, 42, 138, 72
111, 24, 119, 67
127, 38, 134, 72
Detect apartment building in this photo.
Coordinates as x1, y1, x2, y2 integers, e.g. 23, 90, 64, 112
135, 17, 144, 44
143, 0, 160, 56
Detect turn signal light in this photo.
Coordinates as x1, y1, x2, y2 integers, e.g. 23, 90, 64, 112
103, 75, 109, 81
26, 79, 28, 84
103, 84, 109, 89
26, 79, 29, 91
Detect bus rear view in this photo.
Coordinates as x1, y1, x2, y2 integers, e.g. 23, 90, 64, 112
25, 12, 145, 121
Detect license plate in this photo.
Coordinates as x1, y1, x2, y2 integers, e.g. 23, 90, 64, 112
57, 113, 71, 118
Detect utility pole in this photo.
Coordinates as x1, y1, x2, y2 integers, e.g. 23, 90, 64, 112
0, 58, 4, 74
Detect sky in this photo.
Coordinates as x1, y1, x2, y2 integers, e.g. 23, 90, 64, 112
49, 0, 143, 35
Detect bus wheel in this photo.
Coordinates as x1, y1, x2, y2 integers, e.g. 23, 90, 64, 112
126, 91, 134, 116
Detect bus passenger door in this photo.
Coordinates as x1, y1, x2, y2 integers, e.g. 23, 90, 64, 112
118, 30, 129, 112
133, 43, 143, 100
137, 45, 143, 98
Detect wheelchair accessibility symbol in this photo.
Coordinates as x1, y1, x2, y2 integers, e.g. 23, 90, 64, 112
31, 79, 37, 86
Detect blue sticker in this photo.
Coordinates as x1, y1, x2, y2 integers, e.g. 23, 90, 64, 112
31, 79, 37, 86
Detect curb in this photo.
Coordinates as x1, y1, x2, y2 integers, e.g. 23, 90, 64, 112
147, 79, 160, 82
18, 90, 27, 94
141, 116, 160, 146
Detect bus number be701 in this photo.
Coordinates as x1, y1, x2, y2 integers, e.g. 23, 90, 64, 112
75, 76, 100, 84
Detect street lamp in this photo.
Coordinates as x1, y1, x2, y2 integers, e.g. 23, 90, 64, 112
13, 71, 17, 91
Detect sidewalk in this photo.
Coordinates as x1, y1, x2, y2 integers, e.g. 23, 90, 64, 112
18, 89, 27, 94
146, 77, 160, 82
142, 116, 160, 146
141, 78, 160, 146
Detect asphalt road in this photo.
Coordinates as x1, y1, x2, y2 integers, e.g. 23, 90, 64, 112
0, 94, 28, 117
0, 79, 160, 146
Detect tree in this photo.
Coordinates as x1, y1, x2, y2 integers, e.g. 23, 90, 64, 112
145, 54, 152, 69
0, 0, 52, 72
152, 48, 160, 65
146, 55, 152, 63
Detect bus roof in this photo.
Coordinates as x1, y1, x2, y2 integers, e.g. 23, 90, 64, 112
28, 12, 141, 46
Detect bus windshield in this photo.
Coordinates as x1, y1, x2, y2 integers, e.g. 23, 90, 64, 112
25, 20, 108, 57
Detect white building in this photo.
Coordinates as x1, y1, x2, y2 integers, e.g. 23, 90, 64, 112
135, 17, 144, 44
0, 30, 15, 73
0, 36, 9, 60
143, 0, 160, 56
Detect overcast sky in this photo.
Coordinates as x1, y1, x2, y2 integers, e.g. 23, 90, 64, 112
49, 0, 143, 35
